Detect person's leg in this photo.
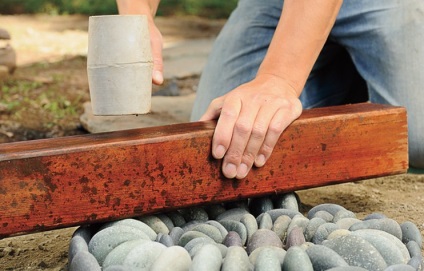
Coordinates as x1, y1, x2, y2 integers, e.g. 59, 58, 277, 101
332, 0, 424, 168
190, 0, 283, 121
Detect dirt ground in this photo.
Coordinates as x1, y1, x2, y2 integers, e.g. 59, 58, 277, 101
0, 15, 423, 271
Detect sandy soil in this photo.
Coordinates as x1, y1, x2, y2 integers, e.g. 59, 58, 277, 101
0, 15, 422, 271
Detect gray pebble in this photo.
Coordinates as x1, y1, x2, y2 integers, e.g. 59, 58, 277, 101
216, 208, 250, 222
323, 234, 387, 271
100, 218, 157, 240
184, 237, 215, 253
249, 246, 286, 266
287, 214, 309, 234
122, 241, 166, 270
181, 220, 203, 231
190, 244, 222, 271
335, 217, 362, 230
259, 212, 274, 230
304, 217, 327, 242
332, 210, 356, 222
150, 246, 192, 271
313, 210, 334, 222
299, 242, 315, 251
406, 240, 422, 258
88, 225, 150, 265
68, 236, 89, 264
351, 229, 410, 263
69, 250, 101, 271
282, 246, 313, 271
220, 220, 248, 245
285, 226, 305, 249
169, 226, 185, 244
204, 204, 227, 220
312, 223, 340, 244
407, 255, 424, 271
192, 223, 224, 243
254, 247, 282, 271
68, 226, 93, 263
384, 264, 416, 271
363, 212, 387, 220
156, 214, 174, 231
247, 229, 283, 255
307, 204, 347, 218
159, 234, 174, 247
223, 231, 243, 247
264, 209, 301, 221
240, 213, 258, 244
138, 215, 170, 235
350, 230, 406, 265
306, 244, 349, 270
273, 215, 292, 241
178, 230, 214, 247
349, 218, 402, 240
272, 192, 299, 211
221, 246, 252, 271
249, 196, 274, 217
166, 211, 186, 227
179, 207, 209, 222
401, 221, 423, 248
205, 220, 229, 238
103, 239, 149, 268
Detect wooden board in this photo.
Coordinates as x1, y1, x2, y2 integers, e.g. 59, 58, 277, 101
0, 103, 408, 238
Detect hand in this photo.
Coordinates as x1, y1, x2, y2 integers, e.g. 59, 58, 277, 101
199, 74, 302, 179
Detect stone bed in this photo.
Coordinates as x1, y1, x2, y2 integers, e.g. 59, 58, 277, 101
67, 192, 423, 271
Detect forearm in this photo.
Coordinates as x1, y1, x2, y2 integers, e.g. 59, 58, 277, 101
116, 0, 160, 18
258, 0, 342, 96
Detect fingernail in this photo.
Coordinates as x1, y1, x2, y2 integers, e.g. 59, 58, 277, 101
224, 163, 237, 178
153, 71, 163, 84
255, 154, 266, 167
214, 145, 226, 159
237, 163, 249, 178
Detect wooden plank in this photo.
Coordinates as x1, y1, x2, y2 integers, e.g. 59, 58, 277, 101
0, 103, 408, 238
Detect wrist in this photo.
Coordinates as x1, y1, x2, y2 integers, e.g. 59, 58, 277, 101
255, 72, 302, 98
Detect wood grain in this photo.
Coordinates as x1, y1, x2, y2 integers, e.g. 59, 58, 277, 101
0, 103, 408, 238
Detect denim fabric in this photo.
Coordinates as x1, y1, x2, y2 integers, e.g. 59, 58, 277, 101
191, 0, 424, 168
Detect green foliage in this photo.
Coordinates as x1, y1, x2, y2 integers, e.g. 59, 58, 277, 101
0, 0, 236, 18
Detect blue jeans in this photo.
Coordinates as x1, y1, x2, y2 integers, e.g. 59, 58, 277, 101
191, 0, 424, 169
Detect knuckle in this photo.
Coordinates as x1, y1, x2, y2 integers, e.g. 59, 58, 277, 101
234, 120, 252, 135
251, 123, 267, 139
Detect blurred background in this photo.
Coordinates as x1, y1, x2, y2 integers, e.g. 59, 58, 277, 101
0, 0, 237, 18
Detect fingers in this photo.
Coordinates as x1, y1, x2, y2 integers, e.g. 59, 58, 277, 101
149, 25, 164, 85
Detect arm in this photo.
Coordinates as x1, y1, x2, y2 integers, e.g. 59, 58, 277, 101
116, 0, 164, 85
200, 0, 343, 179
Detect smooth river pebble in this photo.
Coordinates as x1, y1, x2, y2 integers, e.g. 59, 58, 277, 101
401, 221, 423, 248
88, 225, 150, 265
150, 246, 192, 271
282, 246, 313, 271
324, 234, 387, 271
221, 246, 252, 271
69, 250, 101, 271
306, 244, 349, 270
122, 241, 166, 271
247, 229, 283, 255
190, 243, 222, 271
